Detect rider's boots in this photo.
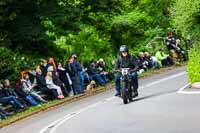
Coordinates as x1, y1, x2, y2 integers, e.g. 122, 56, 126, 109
132, 90, 138, 98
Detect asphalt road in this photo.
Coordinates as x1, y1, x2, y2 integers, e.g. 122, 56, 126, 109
1, 67, 200, 133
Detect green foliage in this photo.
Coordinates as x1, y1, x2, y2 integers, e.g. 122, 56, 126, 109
187, 44, 200, 83
170, 0, 200, 82
66, 25, 111, 62
137, 0, 171, 27
2, 0, 192, 80
0, 48, 39, 82
170, 0, 200, 38
111, 10, 152, 53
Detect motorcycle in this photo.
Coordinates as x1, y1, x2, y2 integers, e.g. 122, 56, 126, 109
119, 68, 135, 104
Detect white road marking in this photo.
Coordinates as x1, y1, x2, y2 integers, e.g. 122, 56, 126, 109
177, 83, 200, 94
39, 71, 186, 133
38, 97, 116, 133
140, 72, 186, 89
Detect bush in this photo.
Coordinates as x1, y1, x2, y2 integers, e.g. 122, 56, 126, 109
111, 10, 152, 54
0, 47, 40, 82
187, 43, 200, 83
170, 0, 200, 83
65, 24, 111, 62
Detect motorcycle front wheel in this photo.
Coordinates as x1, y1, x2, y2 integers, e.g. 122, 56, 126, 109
121, 81, 128, 104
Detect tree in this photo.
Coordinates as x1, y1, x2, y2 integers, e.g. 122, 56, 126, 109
170, 0, 200, 83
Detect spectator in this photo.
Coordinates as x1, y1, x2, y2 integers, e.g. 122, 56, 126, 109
46, 58, 65, 90
144, 52, 160, 69
96, 58, 109, 83
57, 62, 72, 96
15, 78, 39, 106
21, 73, 47, 103
164, 32, 186, 62
0, 82, 25, 112
40, 59, 48, 77
101, 58, 115, 80
45, 69, 65, 99
47, 57, 57, 70
175, 39, 187, 61
4, 79, 28, 108
137, 52, 149, 73
71, 54, 85, 93
65, 56, 81, 95
155, 48, 174, 67
36, 67, 59, 99
86, 61, 106, 86
165, 32, 177, 52
4, 79, 19, 98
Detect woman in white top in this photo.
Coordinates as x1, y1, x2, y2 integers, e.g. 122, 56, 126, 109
45, 71, 64, 99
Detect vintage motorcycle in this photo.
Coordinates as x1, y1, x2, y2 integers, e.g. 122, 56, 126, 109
119, 68, 135, 104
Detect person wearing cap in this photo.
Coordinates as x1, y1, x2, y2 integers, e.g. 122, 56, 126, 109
114, 45, 139, 97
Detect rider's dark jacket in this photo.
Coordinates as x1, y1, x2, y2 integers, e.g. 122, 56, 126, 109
115, 54, 138, 70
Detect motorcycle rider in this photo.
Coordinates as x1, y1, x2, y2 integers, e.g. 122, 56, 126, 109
114, 45, 139, 97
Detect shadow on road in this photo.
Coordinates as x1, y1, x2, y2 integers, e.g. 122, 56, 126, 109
129, 89, 177, 104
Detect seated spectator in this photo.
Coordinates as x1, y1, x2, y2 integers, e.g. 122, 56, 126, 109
155, 48, 174, 67
4, 79, 20, 98
82, 62, 92, 86
86, 61, 106, 86
15, 78, 39, 106
4, 79, 28, 108
144, 52, 160, 69
137, 52, 149, 73
96, 58, 109, 83
45, 69, 65, 99
46, 58, 65, 90
21, 73, 47, 103
36, 67, 58, 99
0, 82, 25, 112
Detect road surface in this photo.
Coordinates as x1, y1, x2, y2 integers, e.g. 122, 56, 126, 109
1, 67, 200, 133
